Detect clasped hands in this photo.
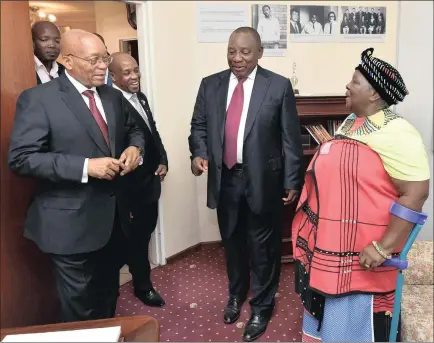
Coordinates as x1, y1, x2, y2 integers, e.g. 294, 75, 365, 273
88, 146, 141, 180
192, 157, 299, 205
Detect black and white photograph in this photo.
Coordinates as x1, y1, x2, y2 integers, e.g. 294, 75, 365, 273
289, 5, 339, 42
251, 4, 287, 56
340, 6, 386, 35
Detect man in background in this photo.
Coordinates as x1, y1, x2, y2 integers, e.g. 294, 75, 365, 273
302, 14, 323, 34
109, 52, 168, 308
289, 8, 303, 34
257, 5, 280, 43
94, 32, 113, 85
189, 27, 303, 341
9, 29, 144, 322
32, 21, 64, 84
323, 11, 338, 34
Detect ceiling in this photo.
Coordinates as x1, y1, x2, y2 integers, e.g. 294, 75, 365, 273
29, 1, 97, 24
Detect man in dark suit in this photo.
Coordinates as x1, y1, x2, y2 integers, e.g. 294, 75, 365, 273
32, 21, 65, 84
289, 8, 303, 34
109, 52, 167, 307
8, 29, 144, 322
189, 27, 303, 342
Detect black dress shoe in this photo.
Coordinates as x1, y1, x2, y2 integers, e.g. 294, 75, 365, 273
223, 297, 244, 324
242, 314, 270, 342
134, 289, 165, 307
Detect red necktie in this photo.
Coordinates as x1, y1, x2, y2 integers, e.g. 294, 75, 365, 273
224, 78, 246, 169
82, 90, 110, 146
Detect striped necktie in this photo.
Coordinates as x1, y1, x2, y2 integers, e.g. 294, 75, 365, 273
131, 94, 151, 131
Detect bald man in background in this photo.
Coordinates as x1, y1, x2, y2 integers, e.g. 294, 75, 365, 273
32, 21, 65, 84
109, 52, 167, 308
8, 29, 144, 322
93, 32, 113, 85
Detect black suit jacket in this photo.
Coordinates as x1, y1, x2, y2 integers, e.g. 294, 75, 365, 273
8, 73, 145, 255
290, 21, 303, 34
36, 62, 65, 85
121, 91, 168, 204
189, 66, 303, 214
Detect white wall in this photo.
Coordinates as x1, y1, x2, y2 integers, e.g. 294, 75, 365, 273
396, 1, 433, 240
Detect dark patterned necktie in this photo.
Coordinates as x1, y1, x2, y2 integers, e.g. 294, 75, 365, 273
82, 90, 110, 146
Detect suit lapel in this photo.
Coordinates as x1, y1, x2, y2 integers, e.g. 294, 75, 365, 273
243, 66, 271, 141
98, 87, 116, 157
36, 72, 42, 85
58, 74, 111, 156
137, 93, 154, 135
217, 70, 231, 144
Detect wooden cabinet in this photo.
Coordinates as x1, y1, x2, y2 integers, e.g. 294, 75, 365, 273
281, 96, 349, 263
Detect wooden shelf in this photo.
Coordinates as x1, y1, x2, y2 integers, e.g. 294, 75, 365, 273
303, 146, 318, 156
296, 95, 348, 116
300, 112, 348, 118
281, 95, 351, 264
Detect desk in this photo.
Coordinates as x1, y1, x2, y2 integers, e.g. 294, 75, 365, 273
0, 315, 159, 342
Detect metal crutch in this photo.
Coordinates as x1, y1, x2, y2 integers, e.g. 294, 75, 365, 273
381, 202, 428, 342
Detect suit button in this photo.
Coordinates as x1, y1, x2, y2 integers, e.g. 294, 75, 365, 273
217, 165, 221, 170
110, 192, 115, 197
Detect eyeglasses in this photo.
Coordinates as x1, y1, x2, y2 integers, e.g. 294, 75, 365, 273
67, 54, 113, 66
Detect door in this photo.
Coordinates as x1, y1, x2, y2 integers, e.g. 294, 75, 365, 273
0, 1, 60, 327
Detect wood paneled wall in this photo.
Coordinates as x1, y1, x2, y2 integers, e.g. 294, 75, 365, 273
0, 1, 60, 328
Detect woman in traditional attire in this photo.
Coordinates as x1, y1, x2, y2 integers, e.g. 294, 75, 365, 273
292, 48, 430, 342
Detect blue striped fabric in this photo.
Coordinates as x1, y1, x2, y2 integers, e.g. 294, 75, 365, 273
302, 294, 374, 342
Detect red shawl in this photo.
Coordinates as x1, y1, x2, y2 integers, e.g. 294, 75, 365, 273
292, 138, 402, 299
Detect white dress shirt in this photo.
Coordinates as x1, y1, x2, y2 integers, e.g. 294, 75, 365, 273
226, 66, 257, 163
302, 21, 324, 34
257, 16, 281, 42
65, 71, 107, 183
323, 21, 339, 34
34, 55, 59, 83
112, 84, 151, 130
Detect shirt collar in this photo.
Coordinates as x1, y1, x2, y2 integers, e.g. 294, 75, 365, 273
65, 70, 97, 94
34, 55, 59, 75
230, 65, 258, 81
112, 84, 135, 100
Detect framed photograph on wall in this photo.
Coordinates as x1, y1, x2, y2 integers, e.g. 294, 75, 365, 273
289, 5, 386, 43
340, 6, 386, 41
251, 4, 287, 56
289, 5, 339, 42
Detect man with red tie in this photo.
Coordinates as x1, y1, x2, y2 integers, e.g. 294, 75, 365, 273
8, 29, 144, 322
189, 27, 303, 341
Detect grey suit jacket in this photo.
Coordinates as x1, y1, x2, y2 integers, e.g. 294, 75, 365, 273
189, 65, 303, 214
8, 73, 145, 255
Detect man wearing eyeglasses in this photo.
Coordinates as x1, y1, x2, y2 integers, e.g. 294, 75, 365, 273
8, 29, 145, 322
323, 11, 338, 35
